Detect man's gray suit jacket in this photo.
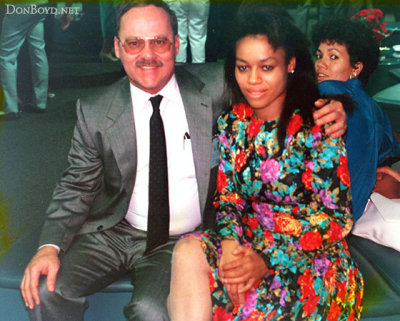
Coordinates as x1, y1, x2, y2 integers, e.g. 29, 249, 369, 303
39, 63, 227, 252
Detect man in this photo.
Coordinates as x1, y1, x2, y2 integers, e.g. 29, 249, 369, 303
20, 1, 346, 320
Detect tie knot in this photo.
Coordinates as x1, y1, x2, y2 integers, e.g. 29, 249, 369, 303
150, 95, 163, 112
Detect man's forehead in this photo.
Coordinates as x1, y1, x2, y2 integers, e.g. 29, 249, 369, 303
119, 5, 173, 36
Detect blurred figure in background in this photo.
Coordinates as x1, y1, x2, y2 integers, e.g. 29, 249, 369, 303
0, 1, 49, 120
99, 0, 119, 62
164, 0, 209, 63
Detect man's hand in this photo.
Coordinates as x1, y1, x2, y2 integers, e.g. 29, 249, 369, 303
219, 240, 246, 306
220, 246, 267, 294
21, 246, 60, 309
313, 98, 347, 138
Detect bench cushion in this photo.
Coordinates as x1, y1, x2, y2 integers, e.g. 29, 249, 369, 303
2, 229, 400, 320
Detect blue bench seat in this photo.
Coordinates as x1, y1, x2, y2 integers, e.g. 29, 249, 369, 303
1, 228, 400, 320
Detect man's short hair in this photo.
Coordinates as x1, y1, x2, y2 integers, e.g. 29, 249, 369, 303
115, 0, 178, 37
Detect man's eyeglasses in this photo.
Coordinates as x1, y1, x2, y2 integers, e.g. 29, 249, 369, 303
118, 36, 172, 54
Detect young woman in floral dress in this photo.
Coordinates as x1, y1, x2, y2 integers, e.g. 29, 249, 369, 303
168, 3, 363, 321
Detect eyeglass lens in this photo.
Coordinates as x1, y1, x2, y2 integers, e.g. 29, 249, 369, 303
122, 37, 171, 54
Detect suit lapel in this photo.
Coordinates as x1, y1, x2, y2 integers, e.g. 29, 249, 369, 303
103, 71, 214, 215
176, 68, 213, 214
105, 78, 137, 195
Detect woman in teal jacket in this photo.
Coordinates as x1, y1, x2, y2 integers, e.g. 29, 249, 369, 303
312, 17, 400, 221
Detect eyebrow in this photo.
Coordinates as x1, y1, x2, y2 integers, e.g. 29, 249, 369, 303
235, 56, 277, 63
317, 47, 342, 54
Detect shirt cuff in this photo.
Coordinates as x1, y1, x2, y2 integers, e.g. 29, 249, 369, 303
39, 244, 60, 253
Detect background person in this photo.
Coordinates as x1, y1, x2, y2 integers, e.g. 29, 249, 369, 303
312, 17, 400, 221
169, 4, 363, 320
164, 0, 210, 63
0, 1, 50, 120
98, 0, 119, 62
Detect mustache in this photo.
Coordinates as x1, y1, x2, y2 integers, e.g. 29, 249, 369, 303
136, 60, 163, 67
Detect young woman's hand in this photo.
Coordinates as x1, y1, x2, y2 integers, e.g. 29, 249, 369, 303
219, 240, 246, 305
220, 245, 268, 294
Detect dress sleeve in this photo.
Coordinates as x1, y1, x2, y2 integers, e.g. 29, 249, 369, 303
262, 124, 353, 267
213, 113, 244, 243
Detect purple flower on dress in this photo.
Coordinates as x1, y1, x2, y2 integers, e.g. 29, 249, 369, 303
284, 195, 297, 205
286, 134, 293, 148
218, 159, 225, 171
264, 191, 283, 203
314, 254, 330, 277
239, 290, 258, 319
271, 276, 282, 289
219, 133, 229, 149
216, 212, 236, 221
253, 202, 273, 215
279, 288, 287, 307
253, 202, 275, 230
312, 132, 322, 148
305, 160, 314, 172
256, 213, 275, 230
260, 158, 281, 183
235, 225, 243, 237
319, 189, 338, 210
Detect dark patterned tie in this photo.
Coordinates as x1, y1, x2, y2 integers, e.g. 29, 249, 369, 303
146, 95, 170, 254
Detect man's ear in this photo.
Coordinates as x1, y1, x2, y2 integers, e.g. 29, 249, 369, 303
174, 34, 180, 56
114, 36, 121, 59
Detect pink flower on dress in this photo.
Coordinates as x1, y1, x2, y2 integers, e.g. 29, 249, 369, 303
260, 158, 281, 183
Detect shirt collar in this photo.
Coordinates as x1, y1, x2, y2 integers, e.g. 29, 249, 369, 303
130, 74, 181, 111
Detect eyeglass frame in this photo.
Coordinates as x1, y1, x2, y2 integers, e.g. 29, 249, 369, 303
116, 36, 174, 54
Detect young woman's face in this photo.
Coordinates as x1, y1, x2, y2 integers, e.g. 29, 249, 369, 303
235, 35, 295, 121
315, 41, 355, 83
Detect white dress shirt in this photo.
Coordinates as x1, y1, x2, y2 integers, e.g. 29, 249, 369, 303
125, 75, 201, 235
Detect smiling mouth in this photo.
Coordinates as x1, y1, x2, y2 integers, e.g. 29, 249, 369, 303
136, 61, 163, 69
316, 73, 329, 81
246, 89, 266, 98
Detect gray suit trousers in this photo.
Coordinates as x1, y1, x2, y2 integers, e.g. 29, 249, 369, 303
29, 220, 177, 321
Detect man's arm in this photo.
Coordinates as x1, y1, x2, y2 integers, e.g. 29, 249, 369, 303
20, 99, 104, 308
313, 98, 347, 138
38, 100, 103, 250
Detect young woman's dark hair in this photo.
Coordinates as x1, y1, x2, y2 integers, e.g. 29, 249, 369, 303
224, 3, 319, 153
312, 17, 380, 85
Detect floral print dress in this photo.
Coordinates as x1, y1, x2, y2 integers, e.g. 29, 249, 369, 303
187, 103, 363, 321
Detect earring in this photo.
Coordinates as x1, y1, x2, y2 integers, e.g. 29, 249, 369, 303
290, 69, 295, 74
350, 72, 357, 79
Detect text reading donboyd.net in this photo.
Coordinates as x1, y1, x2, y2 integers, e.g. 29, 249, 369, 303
4, 4, 80, 15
